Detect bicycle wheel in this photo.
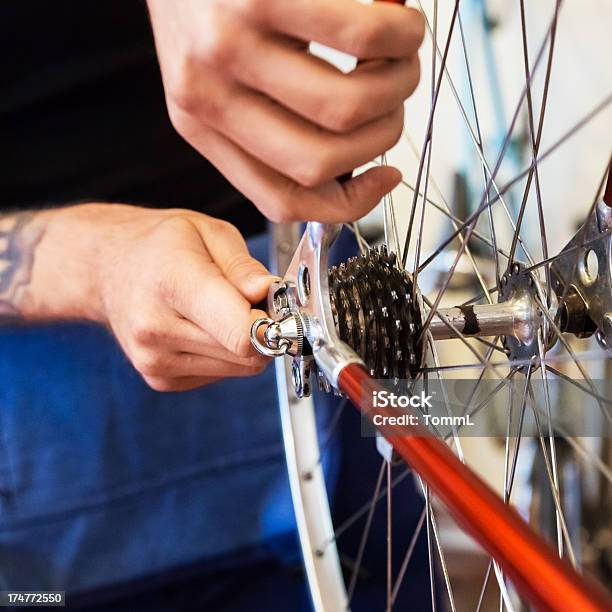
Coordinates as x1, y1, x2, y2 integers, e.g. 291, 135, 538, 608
260, 1, 612, 610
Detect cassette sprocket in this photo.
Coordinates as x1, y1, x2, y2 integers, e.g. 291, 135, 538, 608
328, 247, 424, 380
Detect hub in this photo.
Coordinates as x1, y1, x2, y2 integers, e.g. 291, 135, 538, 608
498, 262, 557, 361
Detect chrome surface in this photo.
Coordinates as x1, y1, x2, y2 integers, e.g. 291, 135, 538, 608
251, 222, 365, 395
552, 200, 612, 349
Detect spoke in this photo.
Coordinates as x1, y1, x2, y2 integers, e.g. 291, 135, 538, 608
417, 90, 611, 276
346, 458, 386, 603
382, 153, 401, 258
410, 0, 440, 299
459, 340, 504, 415
538, 330, 564, 558
322, 467, 412, 551
502, 384, 514, 500
457, 7, 501, 285
541, 412, 612, 487
475, 561, 493, 612
391, 507, 427, 604
488, 94, 612, 214
425, 485, 437, 612
476, 366, 531, 612
460, 285, 500, 307
535, 295, 612, 427
400, 175, 512, 262
510, 0, 559, 292
413, 0, 537, 269
410, 0, 439, 300
454, 369, 519, 440
421, 478, 458, 612
526, 382, 578, 567
343, 222, 371, 253
401, 133, 497, 304
472, 336, 507, 354
524, 228, 612, 273
419, 349, 611, 376
427, 331, 466, 462
503, 350, 610, 372
493, 562, 516, 612
351, 222, 368, 254
403, 0, 460, 267
307, 399, 348, 473
546, 365, 612, 407
508, 0, 559, 298
507, 364, 532, 501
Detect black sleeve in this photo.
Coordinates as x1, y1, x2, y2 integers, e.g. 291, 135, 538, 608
0, 1, 266, 237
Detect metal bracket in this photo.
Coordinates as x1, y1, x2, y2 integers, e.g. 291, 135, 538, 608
552, 200, 612, 348
251, 223, 364, 397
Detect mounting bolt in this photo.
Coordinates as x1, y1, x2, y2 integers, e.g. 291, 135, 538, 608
272, 283, 289, 313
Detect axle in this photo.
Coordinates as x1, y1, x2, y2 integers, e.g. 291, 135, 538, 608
429, 302, 534, 342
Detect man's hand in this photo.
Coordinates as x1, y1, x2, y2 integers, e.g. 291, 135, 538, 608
6, 205, 272, 391
147, 0, 425, 223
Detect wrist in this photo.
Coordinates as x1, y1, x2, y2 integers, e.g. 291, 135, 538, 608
17, 204, 113, 323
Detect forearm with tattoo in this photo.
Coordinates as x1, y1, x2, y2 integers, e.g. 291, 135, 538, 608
0, 203, 273, 390
0, 212, 46, 319
0, 205, 115, 324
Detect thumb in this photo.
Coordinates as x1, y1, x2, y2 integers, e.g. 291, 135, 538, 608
191, 215, 278, 303
292, 165, 402, 223
339, 166, 402, 219
226, 255, 278, 305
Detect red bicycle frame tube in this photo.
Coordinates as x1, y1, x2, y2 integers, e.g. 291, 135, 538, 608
338, 363, 612, 612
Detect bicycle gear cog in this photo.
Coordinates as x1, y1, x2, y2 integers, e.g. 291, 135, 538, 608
328, 246, 424, 380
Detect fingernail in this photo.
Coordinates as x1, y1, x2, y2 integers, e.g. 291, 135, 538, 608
249, 273, 282, 285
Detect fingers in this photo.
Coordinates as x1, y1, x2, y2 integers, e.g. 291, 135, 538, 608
152, 0, 425, 226
187, 215, 274, 304
179, 121, 402, 223
129, 307, 270, 388
142, 351, 268, 380
237, 0, 425, 60
165, 253, 265, 356
228, 30, 420, 132
173, 66, 404, 187
135, 314, 268, 365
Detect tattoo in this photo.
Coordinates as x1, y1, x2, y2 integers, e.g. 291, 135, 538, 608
0, 212, 46, 319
